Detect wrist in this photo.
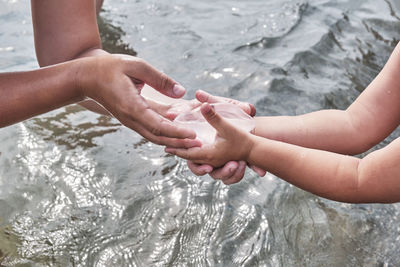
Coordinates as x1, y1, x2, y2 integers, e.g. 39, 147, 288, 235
73, 49, 109, 100
72, 57, 100, 101
244, 133, 257, 162
71, 59, 87, 101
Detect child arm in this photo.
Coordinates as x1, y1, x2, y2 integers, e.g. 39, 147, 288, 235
247, 134, 400, 203
167, 103, 400, 203
253, 41, 400, 155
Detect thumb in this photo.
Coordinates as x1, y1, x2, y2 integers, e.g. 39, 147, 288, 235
200, 103, 233, 138
123, 56, 186, 98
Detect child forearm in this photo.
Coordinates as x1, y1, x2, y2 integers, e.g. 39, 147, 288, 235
246, 135, 400, 203
247, 135, 362, 202
253, 110, 364, 154
253, 42, 400, 156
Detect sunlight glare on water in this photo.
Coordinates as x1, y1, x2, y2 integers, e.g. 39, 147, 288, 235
1, 0, 400, 266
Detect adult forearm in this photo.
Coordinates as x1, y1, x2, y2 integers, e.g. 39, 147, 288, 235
247, 134, 400, 203
31, 0, 101, 66
0, 61, 82, 127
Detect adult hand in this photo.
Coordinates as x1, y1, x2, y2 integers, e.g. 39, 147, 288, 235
76, 54, 200, 148
187, 90, 266, 179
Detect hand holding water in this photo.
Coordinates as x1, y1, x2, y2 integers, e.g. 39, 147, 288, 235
186, 91, 266, 182
166, 103, 261, 184
77, 54, 200, 148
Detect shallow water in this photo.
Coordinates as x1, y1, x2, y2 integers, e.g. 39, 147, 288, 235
1, 0, 400, 266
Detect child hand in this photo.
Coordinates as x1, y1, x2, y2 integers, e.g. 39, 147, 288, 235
188, 90, 266, 179
165, 103, 255, 167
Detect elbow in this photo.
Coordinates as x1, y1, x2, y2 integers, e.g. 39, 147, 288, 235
344, 110, 384, 155
347, 138, 380, 156
35, 50, 72, 67
35, 41, 102, 67
36, 54, 56, 68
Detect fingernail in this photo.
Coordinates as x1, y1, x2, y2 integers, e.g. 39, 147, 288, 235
173, 84, 186, 96
249, 103, 256, 116
201, 103, 213, 114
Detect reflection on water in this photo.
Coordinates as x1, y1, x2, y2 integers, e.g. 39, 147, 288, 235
98, 15, 137, 56
1, 0, 400, 266
30, 105, 120, 149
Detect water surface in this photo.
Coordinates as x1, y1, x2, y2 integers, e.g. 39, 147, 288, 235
1, 0, 400, 266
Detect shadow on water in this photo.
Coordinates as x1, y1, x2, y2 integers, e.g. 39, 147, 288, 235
30, 105, 120, 150
3, 0, 400, 266
97, 14, 137, 56
0, 224, 19, 266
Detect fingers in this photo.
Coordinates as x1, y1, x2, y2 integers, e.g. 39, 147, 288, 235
145, 99, 171, 119
249, 165, 267, 177
122, 56, 186, 98
166, 99, 202, 121
187, 161, 213, 176
123, 118, 201, 148
208, 161, 239, 180
222, 161, 247, 185
248, 103, 256, 117
200, 103, 233, 137
196, 90, 256, 116
165, 146, 208, 161
137, 104, 196, 139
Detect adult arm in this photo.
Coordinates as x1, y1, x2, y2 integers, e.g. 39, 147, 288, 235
0, 61, 82, 127
1, 55, 200, 147
31, 0, 174, 115
31, 0, 114, 115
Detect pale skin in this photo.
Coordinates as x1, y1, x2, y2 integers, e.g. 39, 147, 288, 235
166, 41, 400, 204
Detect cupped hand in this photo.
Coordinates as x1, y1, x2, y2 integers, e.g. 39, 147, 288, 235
187, 90, 266, 180
76, 54, 201, 148
165, 103, 262, 184
187, 160, 266, 183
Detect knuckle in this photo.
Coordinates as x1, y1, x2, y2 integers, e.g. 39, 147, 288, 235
118, 102, 134, 120
135, 57, 146, 65
205, 154, 213, 162
159, 72, 171, 91
151, 136, 163, 145
207, 111, 219, 122
150, 126, 162, 136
